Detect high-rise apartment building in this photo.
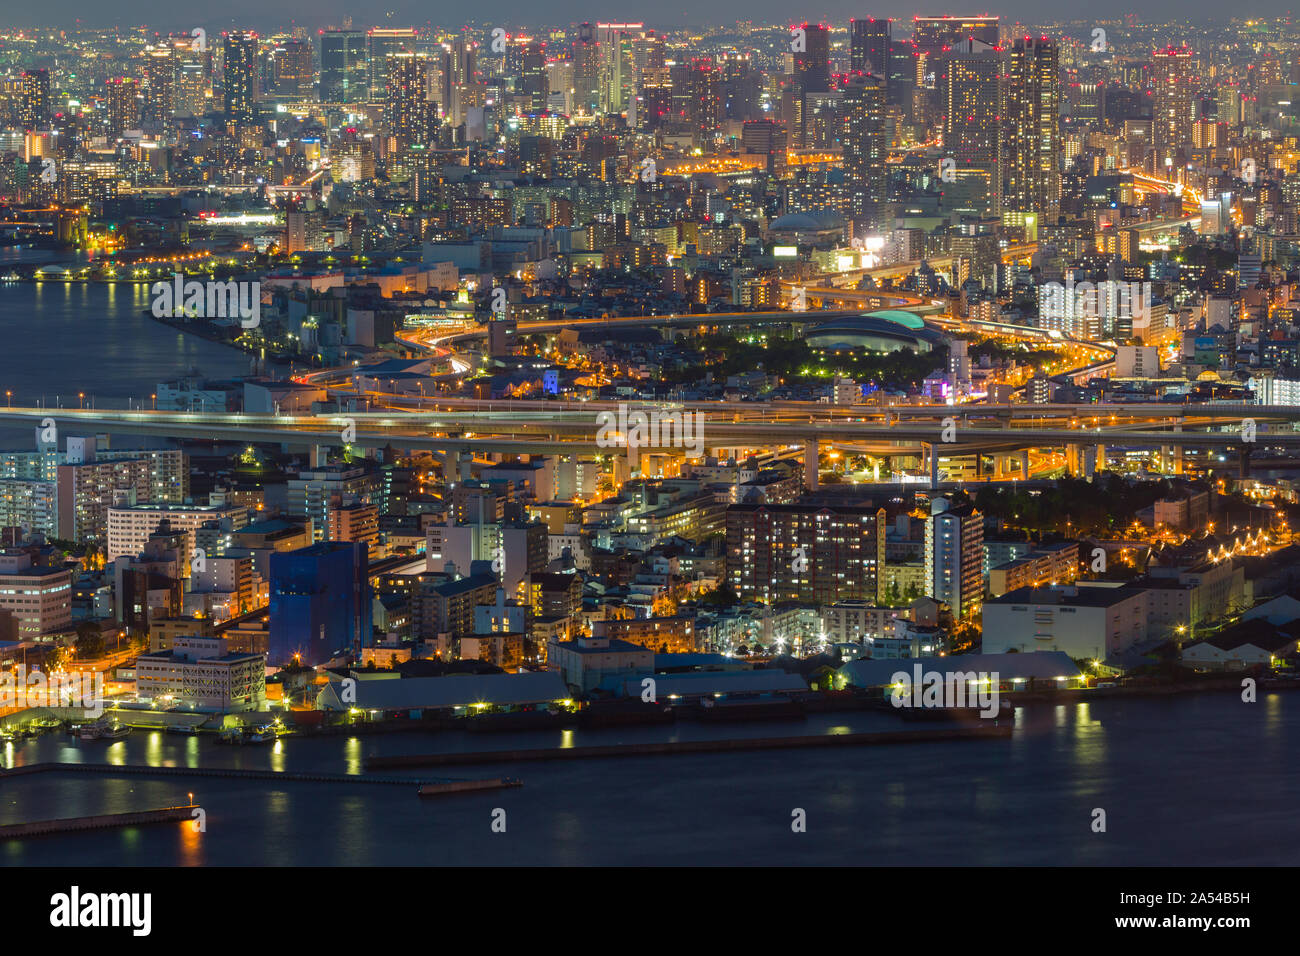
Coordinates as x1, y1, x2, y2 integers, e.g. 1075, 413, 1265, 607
19, 69, 50, 130
222, 31, 259, 123
924, 497, 984, 619
725, 503, 887, 606
1004, 36, 1061, 232
385, 52, 432, 147
842, 71, 888, 236
1152, 45, 1195, 161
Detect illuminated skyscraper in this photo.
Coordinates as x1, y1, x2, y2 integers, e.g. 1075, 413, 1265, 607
385, 52, 432, 147
270, 38, 314, 99
320, 29, 367, 103
842, 70, 887, 236
941, 38, 1003, 213
141, 48, 176, 125
222, 31, 259, 124
521, 39, 549, 113
1152, 45, 1195, 160
912, 15, 1000, 53
368, 28, 418, 100
792, 22, 831, 94
686, 58, 720, 146
440, 36, 479, 126
850, 17, 891, 78
1004, 36, 1060, 231
106, 77, 140, 138
596, 22, 645, 114
19, 69, 50, 130
572, 23, 599, 115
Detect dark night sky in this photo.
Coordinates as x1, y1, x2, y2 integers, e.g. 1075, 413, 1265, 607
7, 1, 1299, 31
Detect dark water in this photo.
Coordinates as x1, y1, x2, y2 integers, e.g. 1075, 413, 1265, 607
0, 693, 1294, 866
0, 251, 251, 449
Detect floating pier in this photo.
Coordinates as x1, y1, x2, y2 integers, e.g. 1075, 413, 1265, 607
367, 724, 1013, 769
0, 805, 195, 839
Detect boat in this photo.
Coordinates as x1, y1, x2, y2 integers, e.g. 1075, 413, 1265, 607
30, 717, 62, 732
98, 721, 131, 740
79, 719, 131, 740
216, 725, 277, 745
167, 724, 202, 735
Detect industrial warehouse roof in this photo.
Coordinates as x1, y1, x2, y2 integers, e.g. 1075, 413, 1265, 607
605, 669, 808, 698
316, 671, 571, 711
838, 652, 1082, 688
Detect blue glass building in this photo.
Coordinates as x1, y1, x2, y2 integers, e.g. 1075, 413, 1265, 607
269, 541, 371, 666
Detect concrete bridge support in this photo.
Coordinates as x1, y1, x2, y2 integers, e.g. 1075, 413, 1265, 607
804, 438, 819, 491
1019, 449, 1030, 479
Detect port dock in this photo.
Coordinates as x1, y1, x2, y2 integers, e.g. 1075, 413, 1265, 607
0, 805, 196, 839
367, 724, 1013, 769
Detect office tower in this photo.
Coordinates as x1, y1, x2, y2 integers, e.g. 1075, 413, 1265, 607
440, 36, 478, 126
174, 59, 207, 116
385, 52, 432, 147
573, 22, 599, 114
942, 38, 1003, 212
270, 38, 314, 98
1004, 36, 1061, 231
19, 69, 50, 130
1152, 45, 1195, 160
924, 497, 983, 619
725, 503, 886, 605
721, 53, 760, 121
743, 117, 789, 172
521, 39, 549, 113
850, 17, 891, 78
222, 31, 259, 124
368, 27, 418, 100
686, 58, 720, 145
638, 67, 672, 130
912, 15, 1000, 53
792, 22, 831, 94
320, 28, 368, 103
842, 71, 888, 236
141, 47, 176, 125
268, 541, 370, 666
597, 21, 646, 113
105, 77, 140, 138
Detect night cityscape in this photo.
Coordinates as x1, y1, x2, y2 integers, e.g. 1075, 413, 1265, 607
0, 1, 1291, 904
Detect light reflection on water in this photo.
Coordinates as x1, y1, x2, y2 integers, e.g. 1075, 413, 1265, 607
0, 694, 1291, 865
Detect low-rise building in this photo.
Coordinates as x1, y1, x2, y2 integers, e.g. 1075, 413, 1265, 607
547, 634, 655, 693
135, 636, 266, 712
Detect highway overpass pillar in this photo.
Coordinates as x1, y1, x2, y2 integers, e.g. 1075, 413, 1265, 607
1096, 445, 1105, 474
804, 439, 819, 491
1065, 443, 1078, 476
925, 443, 939, 487
1240, 447, 1251, 480
974, 454, 983, 479
1019, 449, 1030, 478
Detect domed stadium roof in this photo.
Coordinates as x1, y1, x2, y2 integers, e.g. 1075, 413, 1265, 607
806, 310, 941, 353
863, 309, 926, 330
769, 210, 844, 231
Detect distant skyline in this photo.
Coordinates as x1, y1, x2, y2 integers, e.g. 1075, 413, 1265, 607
5, 2, 1299, 32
